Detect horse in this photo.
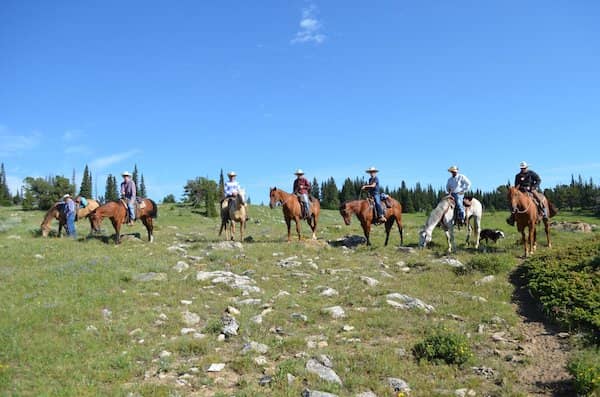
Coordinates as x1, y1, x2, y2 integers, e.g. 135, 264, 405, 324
40, 199, 100, 237
339, 197, 403, 246
463, 197, 483, 249
269, 187, 320, 241
418, 195, 457, 253
219, 189, 247, 241
507, 186, 552, 257
89, 199, 158, 244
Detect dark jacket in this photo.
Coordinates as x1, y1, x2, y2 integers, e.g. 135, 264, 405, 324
515, 170, 541, 191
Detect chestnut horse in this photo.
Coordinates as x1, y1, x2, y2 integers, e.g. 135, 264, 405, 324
41, 199, 100, 237
269, 187, 320, 241
507, 186, 552, 257
89, 199, 158, 244
339, 198, 403, 246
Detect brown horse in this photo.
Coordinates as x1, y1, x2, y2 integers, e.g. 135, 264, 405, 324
339, 198, 403, 246
269, 187, 320, 241
507, 186, 552, 257
89, 199, 158, 244
219, 192, 247, 241
41, 199, 100, 237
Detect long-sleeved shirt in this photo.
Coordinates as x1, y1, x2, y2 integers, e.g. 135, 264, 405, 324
293, 177, 311, 195
121, 179, 136, 199
224, 180, 240, 196
515, 170, 541, 191
446, 174, 471, 194
63, 199, 76, 217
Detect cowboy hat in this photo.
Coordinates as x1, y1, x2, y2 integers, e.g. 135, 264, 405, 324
448, 165, 459, 172
519, 161, 528, 168
294, 169, 304, 175
365, 166, 379, 173
122, 171, 132, 177
62, 194, 71, 199
227, 171, 237, 177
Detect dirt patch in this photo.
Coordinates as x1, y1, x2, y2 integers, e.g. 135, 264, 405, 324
510, 266, 574, 396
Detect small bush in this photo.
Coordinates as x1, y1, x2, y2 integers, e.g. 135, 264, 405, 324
463, 254, 514, 275
568, 349, 600, 396
412, 329, 472, 365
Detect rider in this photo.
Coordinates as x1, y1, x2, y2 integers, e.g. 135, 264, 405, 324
507, 161, 547, 225
62, 193, 77, 238
361, 167, 386, 223
446, 165, 471, 225
293, 169, 311, 219
120, 171, 137, 225
223, 171, 245, 207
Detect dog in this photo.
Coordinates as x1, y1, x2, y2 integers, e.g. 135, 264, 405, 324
479, 229, 505, 243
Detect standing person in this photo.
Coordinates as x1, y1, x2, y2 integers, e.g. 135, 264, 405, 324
361, 167, 386, 223
508, 161, 546, 225
120, 171, 136, 225
446, 165, 472, 225
63, 194, 77, 238
293, 169, 311, 219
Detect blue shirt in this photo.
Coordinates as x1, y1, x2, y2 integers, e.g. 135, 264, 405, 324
367, 176, 380, 194
64, 199, 76, 217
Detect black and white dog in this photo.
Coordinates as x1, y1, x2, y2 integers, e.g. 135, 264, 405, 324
479, 229, 505, 243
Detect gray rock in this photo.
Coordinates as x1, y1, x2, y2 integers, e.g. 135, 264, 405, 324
292, 313, 308, 322
386, 293, 435, 313
210, 241, 243, 250
320, 287, 339, 297
387, 377, 411, 393
250, 315, 263, 324
237, 298, 262, 305
302, 390, 339, 397
435, 258, 464, 268
278, 255, 302, 268
287, 373, 296, 385
397, 246, 416, 254
472, 366, 496, 379
360, 276, 380, 287
221, 313, 239, 337
254, 355, 268, 365
475, 275, 495, 285
182, 311, 201, 326
356, 392, 378, 397
452, 291, 487, 303
207, 363, 225, 372
196, 270, 261, 293
258, 375, 272, 386
322, 306, 346, 319
328, 234, 367, 248
242, 341, 269, 354
306, 359, 342, 385
173, 261, 189, 273
455, 388, 476, 397
134, 272, 167, 282
167, 245, 187, 254
316, 354, 333, 368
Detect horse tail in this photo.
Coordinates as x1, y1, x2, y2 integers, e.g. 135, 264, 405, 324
148, 199, 158, 218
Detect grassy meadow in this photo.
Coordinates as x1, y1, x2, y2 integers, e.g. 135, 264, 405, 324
0, 203, 598, 396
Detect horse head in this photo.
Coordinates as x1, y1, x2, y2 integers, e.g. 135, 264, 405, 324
339, 202, 352, 225
418, 228, 431, 248
506, 186, 520, 213
89, 209, 102, 232
269, 187, 280, 209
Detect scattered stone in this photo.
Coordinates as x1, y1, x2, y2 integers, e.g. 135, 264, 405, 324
342, 325, 355, 332
207, 363, 225, 372
209, 241, 243, 250
287, 373, 296, 385
254, 355, 268, 365
242, 341, 269, 354
306, 358, 342, 385
102, 308, 112, 320
356, 392, 378, 397
226, 306, 240, 315
181, 328, 196, 335
316, 354, 333, 368
435, 258, 464, 268
34, 254, 44, 260
397, 246, 416, 254
386, 293, 435, 313
475, 275, 495, 285
472, 366, 496, 379
217, 334, 226, 342
173, 261, 189, 273
550, 221, 594, 233
196, 270, 261, 293
159, 350, 172, 359
221, 313, 239, 337
378, 270, 394, 278
387, 377, 411, 393
134, 272, 167, 282
302, 389, 339, 397
454, 389, 476, 397
291, 313, 308, 322
167, 245, 187, 254
250, 315, 263, 324
86, 325, 98, 333
320, 287, 339, 297
180, 300, 193, 305
276, 290, 291, 298
322, 306, 346, 319
277, 256, 302, 268
237, 298, 261, 305
491, 332, 507, 342
328, 235, 367, 248
400, 266, 411, 273
452, 291, 487, 303
490, 316, 505, 325
182, 311, 201, 326
360, 276, 379, 287
258, 375, 272, 386
129, 328, 143, 336
557, 332, 570, 339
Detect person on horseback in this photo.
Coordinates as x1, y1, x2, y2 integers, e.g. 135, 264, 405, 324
223, 171, 245, 209
62, 194, 77, 238
446, 165, 471, 225
293, 169, 312, 219
120, 171, 136, 226
507, 161, 547, 225
361, 167, 386, 223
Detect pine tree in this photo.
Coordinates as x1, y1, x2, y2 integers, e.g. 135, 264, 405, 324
311, 177, 320, 200
72, 168, 77, 195
79, 165, 92, 198
105, 174, 119, 202
339, 177, 355, 204
132, 164, 139, 188
139, 174, 147, 198
0, 163, 12, 206
218, 169, 225, 198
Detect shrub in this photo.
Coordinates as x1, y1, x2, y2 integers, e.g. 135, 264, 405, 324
463, 253, 515, 275
568, 349, 600, 396
412, 329, 472, 365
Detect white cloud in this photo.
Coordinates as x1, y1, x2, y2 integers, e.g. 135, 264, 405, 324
0, 132, 42, 156
291, 4, 326, 44
62, 129, 83, 142
90, 149, 141, 170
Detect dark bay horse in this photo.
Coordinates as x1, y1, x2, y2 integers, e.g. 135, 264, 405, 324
339, 198, 403, 246
41, 199, 100, 237
507, 186, 552, 257
89, 199, 158, 244
269, 187, 320, 241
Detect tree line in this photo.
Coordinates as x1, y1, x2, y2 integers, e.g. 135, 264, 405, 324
1, 162, 598, 216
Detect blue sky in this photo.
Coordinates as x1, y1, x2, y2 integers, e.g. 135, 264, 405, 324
1, 1, 599, 204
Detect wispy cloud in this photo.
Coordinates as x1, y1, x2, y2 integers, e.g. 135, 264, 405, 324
0, 132, 42, 157
62, 129, 83, 142
90, 149, 141, 170
291, 4, 326, 44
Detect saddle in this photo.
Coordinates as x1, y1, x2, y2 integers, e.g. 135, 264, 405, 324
120, 198, 145, 222
296, 195, 312, 220
366, 194, 391, 224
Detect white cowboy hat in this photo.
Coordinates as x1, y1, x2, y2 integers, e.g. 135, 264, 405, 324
448, 165, 459, 172
519, 161, 528, 168
62, 194, 71, 199
365, 166, 379, 173
294, 169, 304, 175
227, 171, 237, 177
122, 171, 132, 177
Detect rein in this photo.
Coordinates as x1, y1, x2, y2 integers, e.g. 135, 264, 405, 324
512, 191, 533, 214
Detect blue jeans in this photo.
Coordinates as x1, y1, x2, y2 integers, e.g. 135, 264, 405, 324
66, 213, 76, 238
127, 199, 136, 221
300, 193, 311, 216
374, 193, 384, 217
451, 193, 465, 221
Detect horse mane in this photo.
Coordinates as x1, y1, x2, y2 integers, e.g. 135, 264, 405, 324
423, 198, 453, 231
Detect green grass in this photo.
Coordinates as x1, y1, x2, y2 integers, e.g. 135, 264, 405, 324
0, 204, 598, 396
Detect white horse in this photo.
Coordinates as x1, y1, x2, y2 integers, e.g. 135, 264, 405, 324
419, 196, 483, 253
219, 189, 248, 241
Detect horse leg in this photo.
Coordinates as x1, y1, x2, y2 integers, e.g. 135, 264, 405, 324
240, 220, 245, 242
384, 217, 392, 246
294, 216, 302, 241
520, 226, 528, 257
474, 217, 480, 249
446, 225, 455, 253
230, 221, 236, 241
142, 216, 154, 242
285, 217, 292, 242
397, 218, 404, 246
544, 218, 551, 248
532, 224, 537, 252
111, 218, 121, 244
308, 214, 317, 240
361, 220, 371, 246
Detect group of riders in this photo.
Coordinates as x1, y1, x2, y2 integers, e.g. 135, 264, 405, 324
59, 161, 549, 237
